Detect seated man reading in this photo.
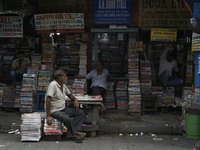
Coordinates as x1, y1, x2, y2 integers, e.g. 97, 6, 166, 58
10, 51, 31, 87
78, 61, 113, 111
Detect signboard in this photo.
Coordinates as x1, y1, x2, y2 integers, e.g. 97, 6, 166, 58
93, 0, 132, 25
34, 13, 84, 30
139, 0, 192, 30
151, 28, 177, 42
192, 33, 200, 51
0, 16, 23, 37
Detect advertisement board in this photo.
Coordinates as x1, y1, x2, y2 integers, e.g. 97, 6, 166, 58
151, 28, 177, 42
0, 16, 23, 37
139, 0, 191, 30
34, 13, 84, 30
93, 0, 132, 25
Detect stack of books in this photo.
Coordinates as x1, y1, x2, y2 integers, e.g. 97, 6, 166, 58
128, 52, 141, 113
20, 73, 37, 112
104, 81, 115, 109
152, 86, 163, 106
71, 79, 87, 95
79, 43, 87, 76
0, 83, 5, 106
2, 86, 15, 108
44, 118, 63, 135
21, 112, 42, 141
116, 81, 128, 110
37, 70, 51, 91
140, 60, 152, 95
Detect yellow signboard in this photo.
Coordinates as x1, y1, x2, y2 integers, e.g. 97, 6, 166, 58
139, 0, 192, 30
151, 28, 177, 42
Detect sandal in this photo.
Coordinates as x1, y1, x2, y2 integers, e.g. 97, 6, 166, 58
73, 135, 83, 143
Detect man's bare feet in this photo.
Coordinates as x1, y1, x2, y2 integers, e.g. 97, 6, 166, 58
75, 131, 86, 139
100, 103, 106, 111
66, 131, 75, 138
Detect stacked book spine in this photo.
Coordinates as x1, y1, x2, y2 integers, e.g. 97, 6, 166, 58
116, 81, 128, 110
20, 73, 37, 112
152, 86, 163, 106
140, 60, 152, 95
104, 82, 115, 109
128, 52, 141, 113
79, 43, 87, 76
69, 45, 80, 77
0, 83, 5, 106
71, 79, 87, 95
44, 118, 62, 135
2, 86, 15, 108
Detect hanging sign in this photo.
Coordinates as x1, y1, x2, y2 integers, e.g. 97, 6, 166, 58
151, 28, 177, 42
93, 0, 132, 25
139, 0, 192, 30
34, 13, 84, 30
0, 16, 23, 37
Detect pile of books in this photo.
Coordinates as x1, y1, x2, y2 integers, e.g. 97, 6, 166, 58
72, 79, 87, 95
21, 112, 42, 141
104, 82, 115, 109
116, 81, 128, 110
2, 86, 15, 108
20, 73, 37, 112
44, 118, 62, 135
79, 43, 87, 76
128, 52, 141, 113
0, 83, 5, 106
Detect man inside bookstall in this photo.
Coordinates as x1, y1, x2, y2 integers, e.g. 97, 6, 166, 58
78, 61, 113, 111
45, 69, 86, 143
10, 51, 31, 88
157, 46, 183, 90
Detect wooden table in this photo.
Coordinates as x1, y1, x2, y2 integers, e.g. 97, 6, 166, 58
66, 97, 102, 137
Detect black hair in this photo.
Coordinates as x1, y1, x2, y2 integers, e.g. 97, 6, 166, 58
18, 51, 25, 55
96, 61, 104, 67
168, 51, 177, 59
53, 69, 66, 80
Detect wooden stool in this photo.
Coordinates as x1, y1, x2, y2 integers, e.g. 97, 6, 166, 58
142, 95, 157, 115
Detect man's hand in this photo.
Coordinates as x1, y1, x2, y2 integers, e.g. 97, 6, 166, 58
46, 116, 54, 126
74, 99, 79, 108
20, 64, 26, 68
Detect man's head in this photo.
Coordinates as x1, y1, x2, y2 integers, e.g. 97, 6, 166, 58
167, 51, 176, 62
18, 51, 25, 62
54, 69, 68, 84
95, 61, 103, 71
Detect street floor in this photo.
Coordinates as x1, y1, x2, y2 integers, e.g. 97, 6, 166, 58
0, 133, 199, 150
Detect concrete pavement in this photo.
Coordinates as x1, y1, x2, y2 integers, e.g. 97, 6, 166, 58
0, 108, 183, 135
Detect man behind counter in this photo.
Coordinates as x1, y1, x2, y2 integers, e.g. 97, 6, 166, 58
11, 51, 31, 88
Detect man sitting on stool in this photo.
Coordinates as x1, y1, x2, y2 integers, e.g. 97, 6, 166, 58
158, 46, 183, 90
11, 51, 31, 88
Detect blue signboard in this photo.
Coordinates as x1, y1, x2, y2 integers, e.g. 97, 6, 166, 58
93, 0, 132, 25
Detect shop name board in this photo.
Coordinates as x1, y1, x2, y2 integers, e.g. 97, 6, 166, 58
139, 0, 192, 30
151, 28, 177, 42
93, 0, 131, 25
0, 16, 23, 37
34, 13, 84, 30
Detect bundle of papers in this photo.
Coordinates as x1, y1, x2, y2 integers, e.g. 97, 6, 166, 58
21, 112, 42, 141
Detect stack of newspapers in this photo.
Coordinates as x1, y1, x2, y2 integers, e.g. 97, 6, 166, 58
21, 112, 42, 141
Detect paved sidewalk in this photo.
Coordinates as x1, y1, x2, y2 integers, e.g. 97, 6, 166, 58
0, 109, 183, 135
